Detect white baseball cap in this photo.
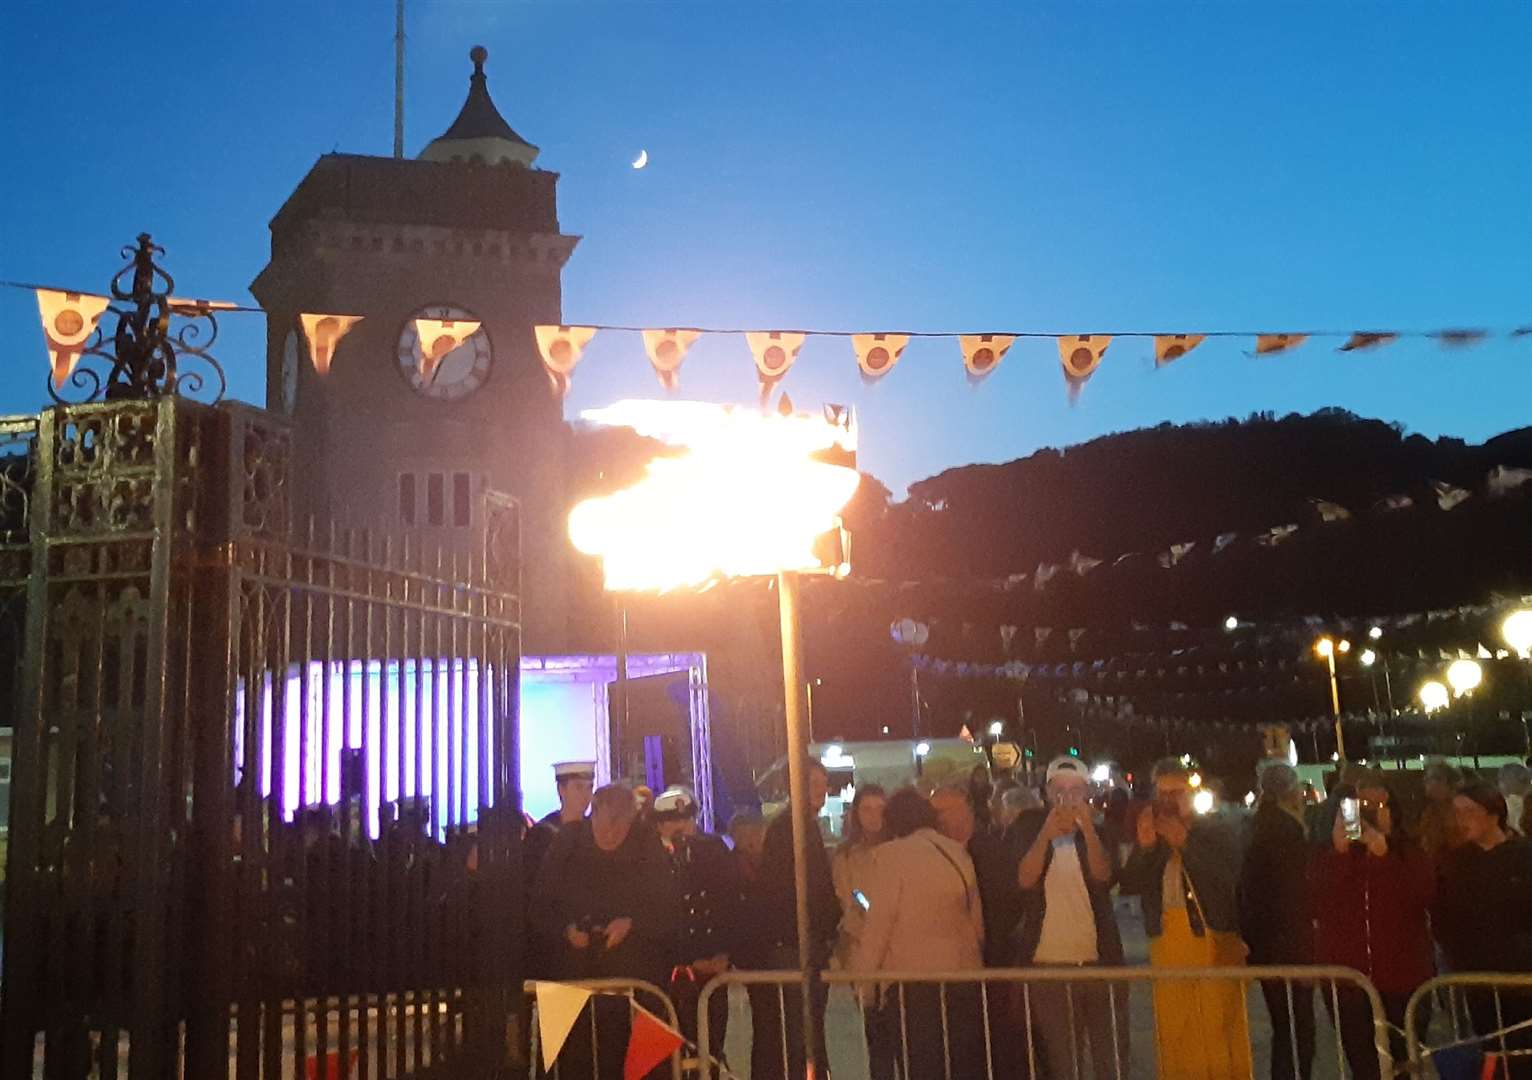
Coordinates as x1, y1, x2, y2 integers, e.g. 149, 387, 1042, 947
1046, 756, 1091, 783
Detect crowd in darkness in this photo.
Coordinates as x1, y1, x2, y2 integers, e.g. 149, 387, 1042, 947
525, 754, 1532, 1080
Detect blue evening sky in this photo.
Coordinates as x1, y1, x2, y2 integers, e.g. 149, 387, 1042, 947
2, 1, 1528, 496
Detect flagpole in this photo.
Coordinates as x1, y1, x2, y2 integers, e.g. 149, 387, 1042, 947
393, 0, 406, 158
776, 570, 821, 1074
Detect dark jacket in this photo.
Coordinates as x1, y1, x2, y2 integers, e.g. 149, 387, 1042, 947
1433, 836, 1532, 972
1312, 839, 1435, 994
1120, 819, 1242, 938
759, 805, 840, 966
1009, 809, 1124, 965
969, 827, 1023, 967
1239, 801, 1315, 964
531, 820, 679, 986
666, 832, 741, 966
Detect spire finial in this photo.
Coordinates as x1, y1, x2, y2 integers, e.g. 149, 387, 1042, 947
470, 45, 488, 74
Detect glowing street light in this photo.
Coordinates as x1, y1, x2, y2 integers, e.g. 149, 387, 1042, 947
1223, 615, 1239, 632
1369, 625, 1384, 641
1359, 648, 1377, 667
988, 720, 1005, 737
1503, 609, 1532, 659
1192, 789, 1216, 815
1419, 680, 1450, 714
568, 398, 859, 1056
1446, 658, 1483, 698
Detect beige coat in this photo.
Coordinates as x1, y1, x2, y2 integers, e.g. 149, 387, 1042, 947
831, 840, 881, 967
849, 828, 985, 975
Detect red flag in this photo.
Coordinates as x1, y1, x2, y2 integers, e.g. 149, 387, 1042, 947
625, 1002, 683, 1080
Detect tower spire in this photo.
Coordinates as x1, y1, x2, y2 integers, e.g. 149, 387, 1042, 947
418, 46, 539, 167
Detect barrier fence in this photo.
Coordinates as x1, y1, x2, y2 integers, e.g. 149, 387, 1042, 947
696, 965, 1392, 1080
1407, 973, 1532, 1079
523, 978, 684, 1080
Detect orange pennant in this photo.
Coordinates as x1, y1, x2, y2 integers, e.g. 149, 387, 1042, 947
851, 333, 908, 382
36, 289, 111, 389
642, 329, 701, 392
299, 313, 363, 376
746, 331, 806, 402
1057, 335, 1110, 400
413, 318, 482, 382
958, 334, 1015, 382
1338, 332, 1397, 353
534, 325, 598, 398
1255, 334, 1308, 356
625, 1002, 683, 1080
1154, 334, 1205, 366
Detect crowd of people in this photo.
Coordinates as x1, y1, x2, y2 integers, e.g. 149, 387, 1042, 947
523, 755, 1532, 1080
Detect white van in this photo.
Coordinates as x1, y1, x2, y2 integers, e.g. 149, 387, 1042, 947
756, 738, 991, 842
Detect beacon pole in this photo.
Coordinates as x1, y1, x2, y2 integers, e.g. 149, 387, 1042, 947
776, 569, 819, 1075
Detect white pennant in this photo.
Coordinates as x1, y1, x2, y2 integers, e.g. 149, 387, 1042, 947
299, 313, 364, 376
534, 325, 598, 398
534, 981, 593, 1070
413, 318, 482, 382
36, 289, 111, 389
642, 328, 701, 391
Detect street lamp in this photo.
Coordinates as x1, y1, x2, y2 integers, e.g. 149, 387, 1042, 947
1223, 615, 1239, 632
1446, 658, 1483, 698
987, 720, 1005, 738
1502, 609, 1532, 659
1314, 636, 1352, 759
1419, 680, 1450, 714
567, 398, 859, 1060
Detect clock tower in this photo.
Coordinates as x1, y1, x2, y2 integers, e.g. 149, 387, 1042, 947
252, 46, 578, 648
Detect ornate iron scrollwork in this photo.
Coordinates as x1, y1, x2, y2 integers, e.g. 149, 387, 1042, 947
48, 233, 228, 405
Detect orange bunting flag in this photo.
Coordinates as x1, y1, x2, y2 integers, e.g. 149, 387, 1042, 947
413, 318, 481, 382
36, 289, 111, 389
1057, 335, 1110, 400
959, 334, 1016, 382
642, 329, 701, 392
624, 1002, 683, 1080
852, 333, 909, 382
299, 313, 363, 376
746, 331, 806, 401
1154, 334, 1205, 366
534, 325, 598, 398
1338, 332, 1397, 353
1255, 334, 1308, 356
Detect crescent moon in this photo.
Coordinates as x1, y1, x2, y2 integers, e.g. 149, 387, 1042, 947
632, 149, 648, 170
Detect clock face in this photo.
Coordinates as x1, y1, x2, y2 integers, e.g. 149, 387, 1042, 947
280, 329, 300, 415
396, 304, 492, 401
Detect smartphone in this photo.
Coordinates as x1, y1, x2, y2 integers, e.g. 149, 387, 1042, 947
852, 889, 870, 912
1340, 797, 1363, 842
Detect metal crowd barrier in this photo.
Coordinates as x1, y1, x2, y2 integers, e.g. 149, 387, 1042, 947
523, 978, 684, 1080
1406, 973, 1532, 1077
697, 965, 1392, 1080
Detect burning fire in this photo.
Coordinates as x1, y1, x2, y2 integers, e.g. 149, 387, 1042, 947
568, 400, 860, 592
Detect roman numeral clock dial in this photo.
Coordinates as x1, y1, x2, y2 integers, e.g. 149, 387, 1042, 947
396, 304, 493, 401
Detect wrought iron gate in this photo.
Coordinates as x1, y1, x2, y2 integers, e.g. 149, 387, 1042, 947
0, 398, 525, 1080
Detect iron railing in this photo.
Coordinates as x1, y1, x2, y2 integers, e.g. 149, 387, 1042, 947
1406, 972, 1532, 1076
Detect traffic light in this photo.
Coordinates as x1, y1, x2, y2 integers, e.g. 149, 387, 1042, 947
1023, 747, 1035, 760
1067, 746, 1080, 757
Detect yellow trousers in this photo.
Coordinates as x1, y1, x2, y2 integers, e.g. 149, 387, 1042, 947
1147, 907, 1254, 1080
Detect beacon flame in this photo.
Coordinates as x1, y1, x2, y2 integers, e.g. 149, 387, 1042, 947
568, 400, 860, 592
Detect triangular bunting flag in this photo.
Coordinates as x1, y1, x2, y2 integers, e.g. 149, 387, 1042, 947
1487, 465, 1532, 498
1434, 329, 1487, 348
1255, 334, 1308, 356
642, 328, 701, 392
852, 333, 909, 382
534, 981, 593, 1070
1068, 549, 1102, 576
534, 325, 598, 398
999, 625, 1018, 653
958, 334, 1016, 382
36, 289, 111, 389
1311, 499, 1352, 522
1255, 524, 1300, 546
1433, 480, 1471, 511
1158, 542, 1196, 568
625, 1002, 683, 1080
299, 313, 364, 376
1033, 563, 1058, 591
167, 297, 239, 316
958, 724, 974, 742
413, 318, 482, 383
1338, 332, 1397, 352
746, 331, 807, 402
1212, 532, 1239, 554
1375, 493, 1414, 512
1154, 334, 1205, 366
1034, 627, 1053, 647
1057, 335, 1110, 400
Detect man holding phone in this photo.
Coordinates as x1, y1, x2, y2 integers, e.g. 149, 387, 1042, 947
1121, 758, 1252, 1079
1012, 756, 1127, 1080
